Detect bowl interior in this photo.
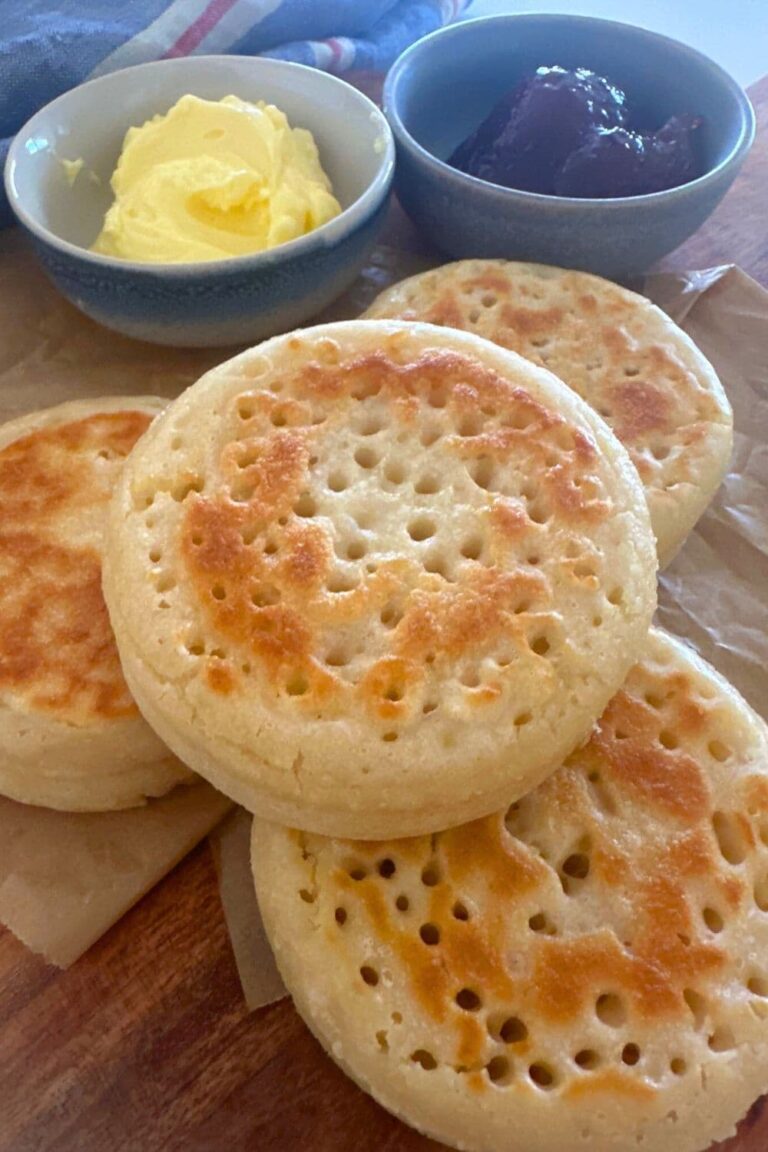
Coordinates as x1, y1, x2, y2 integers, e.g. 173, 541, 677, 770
390, 16, 751, 182
10, 57, 390, 251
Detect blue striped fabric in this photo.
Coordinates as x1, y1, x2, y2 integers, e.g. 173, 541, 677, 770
0, 0, 472, 226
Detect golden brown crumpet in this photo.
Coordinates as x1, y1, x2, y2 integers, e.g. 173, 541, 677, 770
104, 321, 656, 838
364, 261, 733, 567
0, 398, 192, 811
252, 630, 768, 1152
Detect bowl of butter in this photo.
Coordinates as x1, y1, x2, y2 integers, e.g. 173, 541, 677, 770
5, 56, 394, 347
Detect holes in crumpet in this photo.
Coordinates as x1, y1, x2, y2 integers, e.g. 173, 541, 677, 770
354, 445, 379, 470
294, 492, 317, 518
252, 585, 280, 607
486, 1056, 511, 1084
529, 1063, 557, 1090
455, 988, 481, 1012
712, 811, 748, 865
562, 852, 590, 881
328, 470, 349, 492
470, 457, 495, 491
702, 906, 724, 934
499, 1017, 528, 1044
708, 1025, 736, 1053
286, 673, 309, 697
460, 535, 483, 561
407, 516, 436, 542
419, 923, 440, 946
380, 603, 403, 629
595, 994, 626, 1028
327, 572, 359, 594
753, 872, 768, 911
346, 538, 367, 561
424, 550, 452, 579
414, 473, 440, 495
360, 965, 379, 986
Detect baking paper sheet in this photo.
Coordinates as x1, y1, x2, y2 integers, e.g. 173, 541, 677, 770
218, 260, 768, 1013
0, 782, 232, 967
210, 808, 286, 1010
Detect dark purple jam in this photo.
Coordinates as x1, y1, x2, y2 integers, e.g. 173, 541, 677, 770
448, 66, 703, 198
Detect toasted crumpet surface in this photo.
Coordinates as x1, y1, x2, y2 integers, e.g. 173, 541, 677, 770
364, 261, 733, 567
104, 320, 656, 838
0, 398, 191, 811
252, 629, 768, 1152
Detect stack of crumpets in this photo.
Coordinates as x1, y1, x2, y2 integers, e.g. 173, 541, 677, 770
97, 280, 767, 1152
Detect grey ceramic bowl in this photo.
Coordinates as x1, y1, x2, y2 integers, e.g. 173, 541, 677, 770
384, 15, 755, 279
5, 56, 394, 347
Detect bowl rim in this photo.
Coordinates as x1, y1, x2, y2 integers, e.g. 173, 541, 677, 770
384, 13, 756, 210
5, 55, 395, 276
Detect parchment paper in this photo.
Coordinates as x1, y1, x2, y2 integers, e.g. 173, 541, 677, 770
0, 229, 238, 967
0, 782, 232, 967
210, 808, 286, 1009
217, 259, 768, 1013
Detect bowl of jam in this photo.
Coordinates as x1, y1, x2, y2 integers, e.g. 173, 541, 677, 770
384, 15, 755, 279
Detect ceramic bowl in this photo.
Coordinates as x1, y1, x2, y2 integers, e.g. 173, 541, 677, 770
384, 15, 755, 280
5, 56, 394, 347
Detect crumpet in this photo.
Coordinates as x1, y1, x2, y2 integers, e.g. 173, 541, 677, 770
252, 630, 768, 1152
104, 321, 656, 838
0, 398, 191, 810
364, 261, 733, 567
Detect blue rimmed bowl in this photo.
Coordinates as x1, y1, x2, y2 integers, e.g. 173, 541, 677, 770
5, 56, 394, 347
384, 15, 755, 280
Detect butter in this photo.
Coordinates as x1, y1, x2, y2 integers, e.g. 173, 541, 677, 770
93, 94, 342, 263
61, 157, 84, 186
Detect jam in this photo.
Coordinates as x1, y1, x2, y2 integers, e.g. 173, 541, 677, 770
448, 66, 703, 198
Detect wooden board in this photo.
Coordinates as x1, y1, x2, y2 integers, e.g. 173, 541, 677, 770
1, 72, 767, 1152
